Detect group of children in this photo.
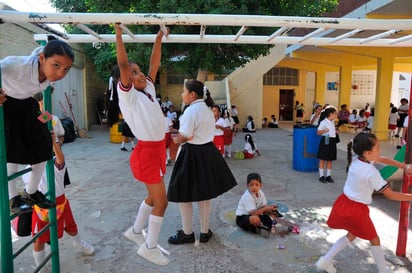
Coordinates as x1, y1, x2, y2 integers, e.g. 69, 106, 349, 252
1, 36, 94, 271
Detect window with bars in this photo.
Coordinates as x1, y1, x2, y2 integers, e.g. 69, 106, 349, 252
263, 67, 299, 86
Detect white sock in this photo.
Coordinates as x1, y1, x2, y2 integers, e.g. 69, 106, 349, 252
199, 200, 211, 234
146, 215, 163, 249
326, 169, 332, 177
179, 202, 193, 234
133, 201, 152, 234
7, 163, 18, 199
26, 162, 47, 194
71, 233, 81, 244
323, 235, 350, 261
166, 149, 170, 160
33, 249, 46, 267
319, 168, 324, 177
121, 142, 125, 148
371, 246, 388, 273
131, 140, 135, 148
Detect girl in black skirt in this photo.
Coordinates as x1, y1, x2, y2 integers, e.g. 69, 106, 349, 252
0, 36, 74, 214
167, 80, 237, 244
317, 106, 338, 183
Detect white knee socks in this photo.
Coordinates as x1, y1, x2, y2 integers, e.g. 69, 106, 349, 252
323, 235, 350, 261
26, 162, 47, 194
371, 246, 388, 273
33, 249, 45, 267
179, 202, 193, 234
146, 215, 163, 249
133, 201, 153, 234
198, 200, 211, 234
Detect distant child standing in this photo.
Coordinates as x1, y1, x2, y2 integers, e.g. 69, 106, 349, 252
162, 105, 173, 164
115, 23, 170, 266
388, 106, 399, 138
317, 106, 338, 183
310, 104, 322, 126
243, 134, 261, 159
25, 134, 94, 268
223, 109, 235, 158
212, 105, 226, 155
236, 173, 287, 237
120, 121, 136, 151
316, 132, 412, 273
1, 36, 74, 214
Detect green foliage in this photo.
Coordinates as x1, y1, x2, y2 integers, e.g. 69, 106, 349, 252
50, 0, 338, 80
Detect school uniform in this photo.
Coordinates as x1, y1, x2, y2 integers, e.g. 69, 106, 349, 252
327, 158, 389, 240
167, 99, 237, 202
243, 142, 258, 159
117, 77, 166, 184
0, 48, 52, 164
235, 189, 273, 232
317, 118, 337, 161
213, 117, 225, 155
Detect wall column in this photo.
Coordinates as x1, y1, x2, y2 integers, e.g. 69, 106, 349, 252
315, 70, 326, 105
338, 64, 352, 108
374, 56, 394, 140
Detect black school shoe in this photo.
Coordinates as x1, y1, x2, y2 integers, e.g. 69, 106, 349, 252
200, 230, 213, 243
319, 176, 327, 183
10, 195, 33, 214
326, 176, 335, 183
168, 230, 195, 245
20, 190, 55, 209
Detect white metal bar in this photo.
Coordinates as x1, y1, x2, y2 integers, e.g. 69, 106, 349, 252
389, 34, 412, 45
234, 26, 247, 41
359, 29, 398, 44
33, 33, 412, 47
298, 28, 326, 43
119, 24, 137, 40
76, 24, 102, 40
267, 27, 290, 42
2, 11, 412, 30
328, 29, 363, 43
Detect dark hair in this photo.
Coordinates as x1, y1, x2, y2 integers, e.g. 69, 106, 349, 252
184, 79, 214, 107
245, 133, 256, 150
247, 173, 261, 184
111, 65, 120, 81
401, 98, 408, 103
346, 133, 377, 172
43, 36, 74, 62
318, 105, 337, 125
391, 107, 398, 113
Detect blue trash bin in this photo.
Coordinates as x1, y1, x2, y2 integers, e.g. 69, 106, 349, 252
292, 124, 321, 172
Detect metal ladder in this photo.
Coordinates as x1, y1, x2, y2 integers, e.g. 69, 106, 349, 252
0, 68, 60, 272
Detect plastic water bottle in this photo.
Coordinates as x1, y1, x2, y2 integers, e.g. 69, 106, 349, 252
325, 134, 330, 145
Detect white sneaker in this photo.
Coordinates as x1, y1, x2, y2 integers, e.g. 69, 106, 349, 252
124, 227, 145, 246
137, 244, 169, 266
315, 256, 336, 273
73, 240, 95, 255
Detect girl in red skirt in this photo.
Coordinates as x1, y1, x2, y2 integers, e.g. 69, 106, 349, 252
316, 133, 412, 273
212, 105, 226, 155
115, 24, 170, 266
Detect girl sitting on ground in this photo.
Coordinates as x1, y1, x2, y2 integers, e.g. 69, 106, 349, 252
243, 134, 260, 159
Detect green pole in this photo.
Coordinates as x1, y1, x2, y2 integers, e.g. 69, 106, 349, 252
0, 68, 14, 272
43, 86, 60, 273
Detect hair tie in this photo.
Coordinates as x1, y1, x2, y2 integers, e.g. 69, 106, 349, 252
203, 86, 208, 97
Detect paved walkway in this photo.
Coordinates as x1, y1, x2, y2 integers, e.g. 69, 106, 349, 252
12, 124, 412, 273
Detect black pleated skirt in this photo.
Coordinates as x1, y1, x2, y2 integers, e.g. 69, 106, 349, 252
3, 96, 52, 164
167, 142, 237, 202
316, 136, 337, 161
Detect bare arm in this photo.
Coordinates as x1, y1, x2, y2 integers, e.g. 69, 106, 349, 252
115, 24, 131, 88
382, 187, 412, 202
52, 132, 64, 165
148, 28, 169, 81
377, 156, 405, 169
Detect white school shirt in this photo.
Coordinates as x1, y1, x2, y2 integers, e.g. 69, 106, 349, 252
52, 115, 65, 141
403, 116, 409, 128
117, 78, 165, 141
214, 117, 225, 136
317, 118, 336, 137
1, 47, 51, 99
224, 117, 235, 129
244, 142, 258, 154
164, 116, 173, 133
366, 116, 374, 129
310, 113, 320, 126
236, 189, 267, 216
389, 113, 399, 126
343, 158, 388, 204
179, 99, 215, 145
349, 114, 357, 123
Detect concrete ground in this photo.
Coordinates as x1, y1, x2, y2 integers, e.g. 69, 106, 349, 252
11, 123, 412, 273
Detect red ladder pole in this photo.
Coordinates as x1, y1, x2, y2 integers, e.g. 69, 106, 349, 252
396, 74, 412, 256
